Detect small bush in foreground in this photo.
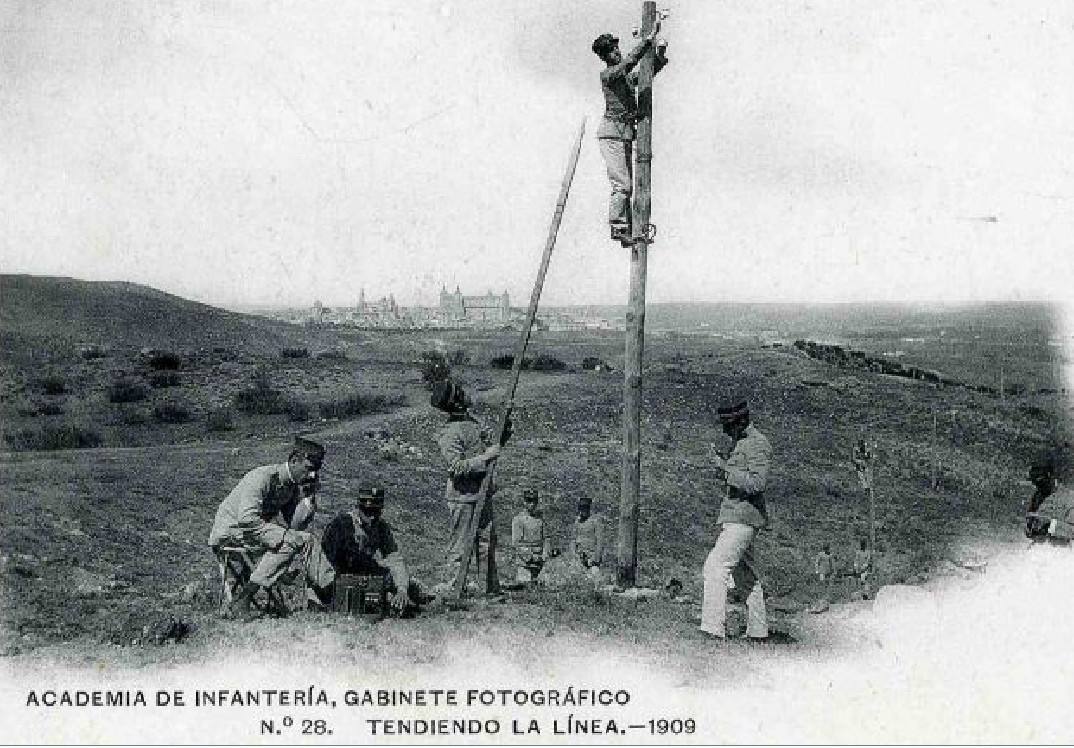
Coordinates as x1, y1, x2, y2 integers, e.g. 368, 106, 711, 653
4, 425, 102, 451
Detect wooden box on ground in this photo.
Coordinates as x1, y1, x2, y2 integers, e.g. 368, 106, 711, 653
331, 573, 388, 616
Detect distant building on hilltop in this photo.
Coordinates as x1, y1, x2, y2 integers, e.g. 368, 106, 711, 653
439, 285, 511, 325
354, 288, 402, 326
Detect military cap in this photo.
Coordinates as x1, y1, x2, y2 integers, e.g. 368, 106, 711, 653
357, 486, 385, 507
430, 379, 459, 412
591, 33, 619, 57
717, 400, 750, 422
522, 488, 539, 503
293, 436, 325, 466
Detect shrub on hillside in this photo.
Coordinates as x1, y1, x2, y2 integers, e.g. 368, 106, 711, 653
4, 424, 102, 451
37, 402, 65, 416
281, 347, 310, 359
530, 353, 566, 371
108, 378, 149, 403
287, 399, 311, 422
318, 392, 406, 420
418, 350, 451, 389
15, 401, 40, 417
149, 371, 180, 388
489, 354, 533, 370
33, 375, 67, 396
233, 373, 288, 415
121, 408, 150, 426
147, 351, 183, 370
79, 345, 107, 360
14, 400, 64, 417
314, 348, 348, 361
206, 407, 234, 432
153, 401, 193, 424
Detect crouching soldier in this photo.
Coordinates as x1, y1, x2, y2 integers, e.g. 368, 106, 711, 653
208, 437, 336, 619
1025, 460, 1074, 548
511, 489, 552, 584
321, 487, 420, 614
571, 497, 606, 583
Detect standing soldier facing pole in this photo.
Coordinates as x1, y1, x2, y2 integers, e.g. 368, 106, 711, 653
699, 400, 773, 641
591, 25, 668, 247
430, 379, 512, 595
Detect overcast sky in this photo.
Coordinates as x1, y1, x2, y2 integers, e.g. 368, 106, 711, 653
2, 0, 1073, 308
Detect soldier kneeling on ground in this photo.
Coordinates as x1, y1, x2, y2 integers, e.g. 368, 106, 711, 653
570, 497, 606, 584
320, 487, 422, 615
1025, 459, 1074, 548
511, 488, 553, 585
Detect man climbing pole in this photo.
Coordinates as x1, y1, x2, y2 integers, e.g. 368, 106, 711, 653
592, 20, 668, 247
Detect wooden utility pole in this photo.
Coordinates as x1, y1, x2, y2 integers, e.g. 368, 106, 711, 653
447, 118, 587, 601
853, 439, 876, 554
931, 410, 938, 490
617, 1, 658, 588
868, 484, 876, 554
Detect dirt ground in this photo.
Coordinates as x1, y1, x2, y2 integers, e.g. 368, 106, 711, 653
1, 329, 1070, 742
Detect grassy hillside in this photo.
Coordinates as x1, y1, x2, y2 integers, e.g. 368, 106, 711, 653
0, 275, 311, 359
0, 282, 1068, 678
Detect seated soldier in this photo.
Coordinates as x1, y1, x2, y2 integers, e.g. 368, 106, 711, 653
1025, 459, 1074, 547
321, 487, 420, 614
570, 497, 606, 582
511, 488, 552, 585
208, 437, 336, 620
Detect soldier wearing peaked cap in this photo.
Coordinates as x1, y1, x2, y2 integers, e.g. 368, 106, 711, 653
571, 496, 606, 584
699, 400, 773, 641
321, 487, 420, 613
208, 437, 336, 619
511, 488, 551, 585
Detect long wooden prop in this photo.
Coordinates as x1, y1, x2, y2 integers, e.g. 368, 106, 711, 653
447, 118, 587, 600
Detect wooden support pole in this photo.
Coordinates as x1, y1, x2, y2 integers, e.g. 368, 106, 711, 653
931, 410, 938, 490
617, 0, 657, 588
869, 485, 876, 556
446, 118, 587, 601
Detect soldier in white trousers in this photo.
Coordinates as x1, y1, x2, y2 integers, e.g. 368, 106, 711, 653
700, 400, 772, 641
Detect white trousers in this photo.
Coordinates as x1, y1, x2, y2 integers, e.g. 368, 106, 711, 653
598, 138, 633, 228
701, 522, 768, 638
